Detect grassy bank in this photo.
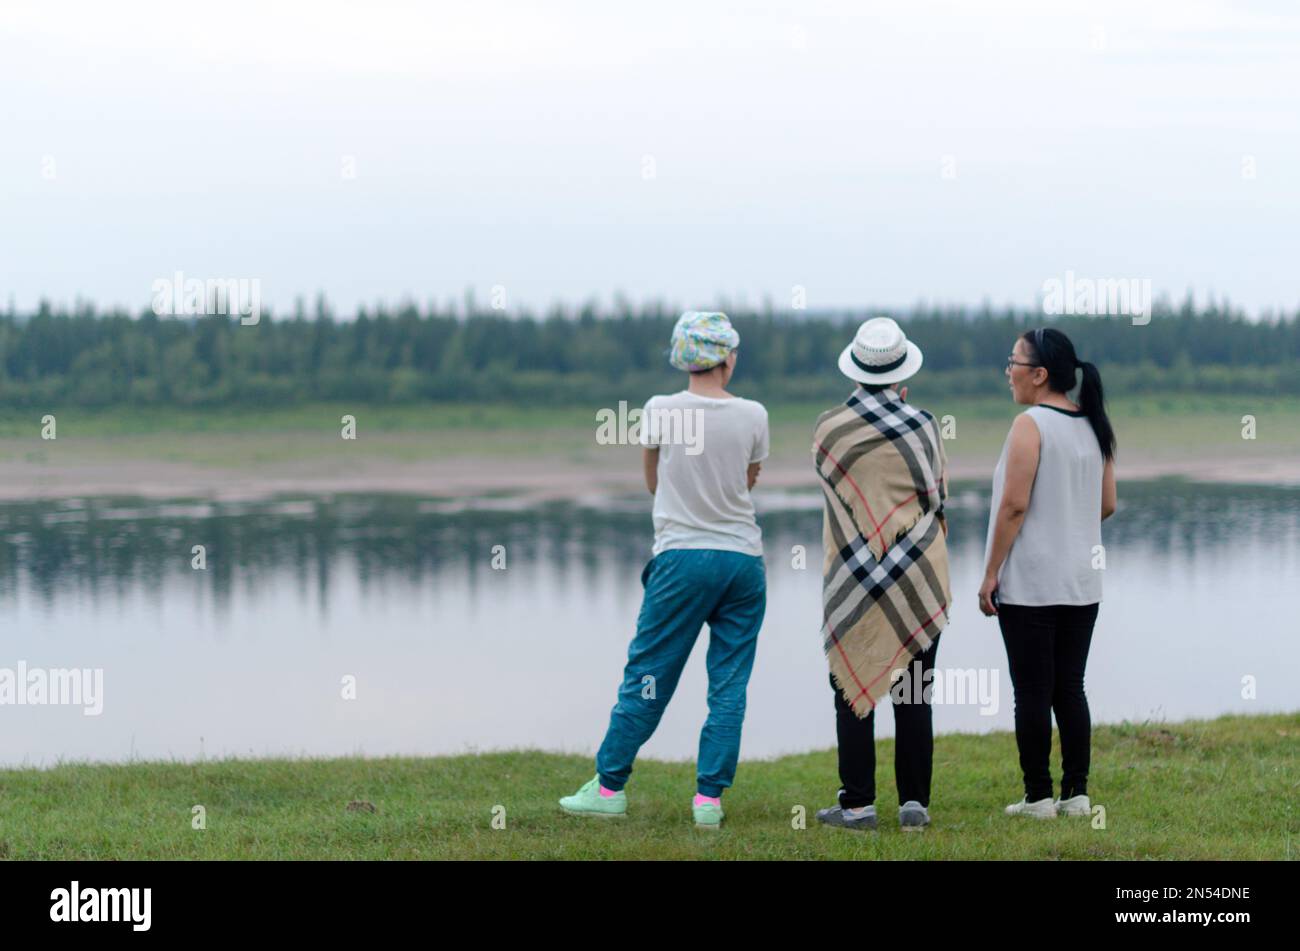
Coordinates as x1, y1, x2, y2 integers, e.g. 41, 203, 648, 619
1, 395, 1297, 471
1, 713, 1295, 860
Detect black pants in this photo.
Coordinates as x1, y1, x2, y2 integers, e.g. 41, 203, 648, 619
832, 634, 940, 809
997, 603, 1098, 802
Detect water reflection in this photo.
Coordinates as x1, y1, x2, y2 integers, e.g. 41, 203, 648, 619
5, 483, 1296, 613
1, 483, 1296, 766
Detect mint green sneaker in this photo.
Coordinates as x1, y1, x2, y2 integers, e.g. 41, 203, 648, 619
559, 776, 627, 818
693, 800, 724, 830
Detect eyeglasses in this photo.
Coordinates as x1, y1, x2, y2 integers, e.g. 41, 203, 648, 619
1006, 357, 1040, 369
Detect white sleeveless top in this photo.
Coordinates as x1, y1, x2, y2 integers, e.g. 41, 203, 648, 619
984, 405, 1104, 606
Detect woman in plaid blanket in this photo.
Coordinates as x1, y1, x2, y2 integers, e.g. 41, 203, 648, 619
813, 317, 951, 832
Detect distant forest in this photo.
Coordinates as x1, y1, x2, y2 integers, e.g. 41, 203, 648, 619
1, 298, 1297, 407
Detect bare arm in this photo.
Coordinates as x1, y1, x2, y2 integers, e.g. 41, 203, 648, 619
1101, 457, 1117, 520
979, 414, 1041, 616
935, 457, 949, 537
747, 461, 761, 491
643, 447, 659, 495
937, 412, 949, 537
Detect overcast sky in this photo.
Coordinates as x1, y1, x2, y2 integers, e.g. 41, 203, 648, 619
2, 0, 1298, 317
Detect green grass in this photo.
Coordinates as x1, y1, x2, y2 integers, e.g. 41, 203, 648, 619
1, 396, 1297, 471
2, 712, 1295, 859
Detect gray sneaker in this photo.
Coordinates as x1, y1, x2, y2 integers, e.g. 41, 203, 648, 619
816, 804, 878, 831
899, 800, 930, 831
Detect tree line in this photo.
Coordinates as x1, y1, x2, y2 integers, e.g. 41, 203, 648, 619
0, 297, 1296, 407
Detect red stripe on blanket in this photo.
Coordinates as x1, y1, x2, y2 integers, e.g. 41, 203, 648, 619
847, 602, 949, 710
814, 439, 884, 538
828, 622, 872, 702
864, 485, 940, 542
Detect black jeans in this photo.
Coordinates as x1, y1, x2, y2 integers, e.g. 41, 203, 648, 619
832, 634, 940, 809
997, 603, 1098, 802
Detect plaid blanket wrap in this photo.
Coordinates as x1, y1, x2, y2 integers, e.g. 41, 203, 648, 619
813, 388, 952, 717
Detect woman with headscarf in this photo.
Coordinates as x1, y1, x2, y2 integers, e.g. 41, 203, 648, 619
559, 311, 769, 830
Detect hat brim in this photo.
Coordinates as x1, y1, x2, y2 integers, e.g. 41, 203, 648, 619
837, 341, 924, 385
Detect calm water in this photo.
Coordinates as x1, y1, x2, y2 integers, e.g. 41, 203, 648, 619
2, 483, 1297, 767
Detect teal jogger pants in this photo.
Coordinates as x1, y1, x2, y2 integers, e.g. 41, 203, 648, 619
595, 548, 766, 797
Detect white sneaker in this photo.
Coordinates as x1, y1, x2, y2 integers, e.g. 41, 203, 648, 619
1005, 797, 1057, 819
1056, 794, 1091, 817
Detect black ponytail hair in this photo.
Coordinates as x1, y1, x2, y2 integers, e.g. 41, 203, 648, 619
1022, 327, 1116, 461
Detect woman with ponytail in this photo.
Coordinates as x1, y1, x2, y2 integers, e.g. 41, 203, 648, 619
979, 327, 1117, 820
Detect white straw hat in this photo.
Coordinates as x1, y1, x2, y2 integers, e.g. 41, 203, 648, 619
837, 317, 924, 386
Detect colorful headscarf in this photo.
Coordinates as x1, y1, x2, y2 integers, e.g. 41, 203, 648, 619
668, 311, 739, 371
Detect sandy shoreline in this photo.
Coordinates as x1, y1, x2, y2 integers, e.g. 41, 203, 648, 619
1, 451, 1297, 503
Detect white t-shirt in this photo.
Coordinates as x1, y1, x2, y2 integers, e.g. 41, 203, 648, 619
639, 391, 769, 557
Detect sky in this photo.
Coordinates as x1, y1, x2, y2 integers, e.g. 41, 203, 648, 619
1, 0, 1298, 317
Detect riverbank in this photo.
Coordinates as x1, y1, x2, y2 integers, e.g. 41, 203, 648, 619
1, 712, 1295, 859
0, 397, 1297, 500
